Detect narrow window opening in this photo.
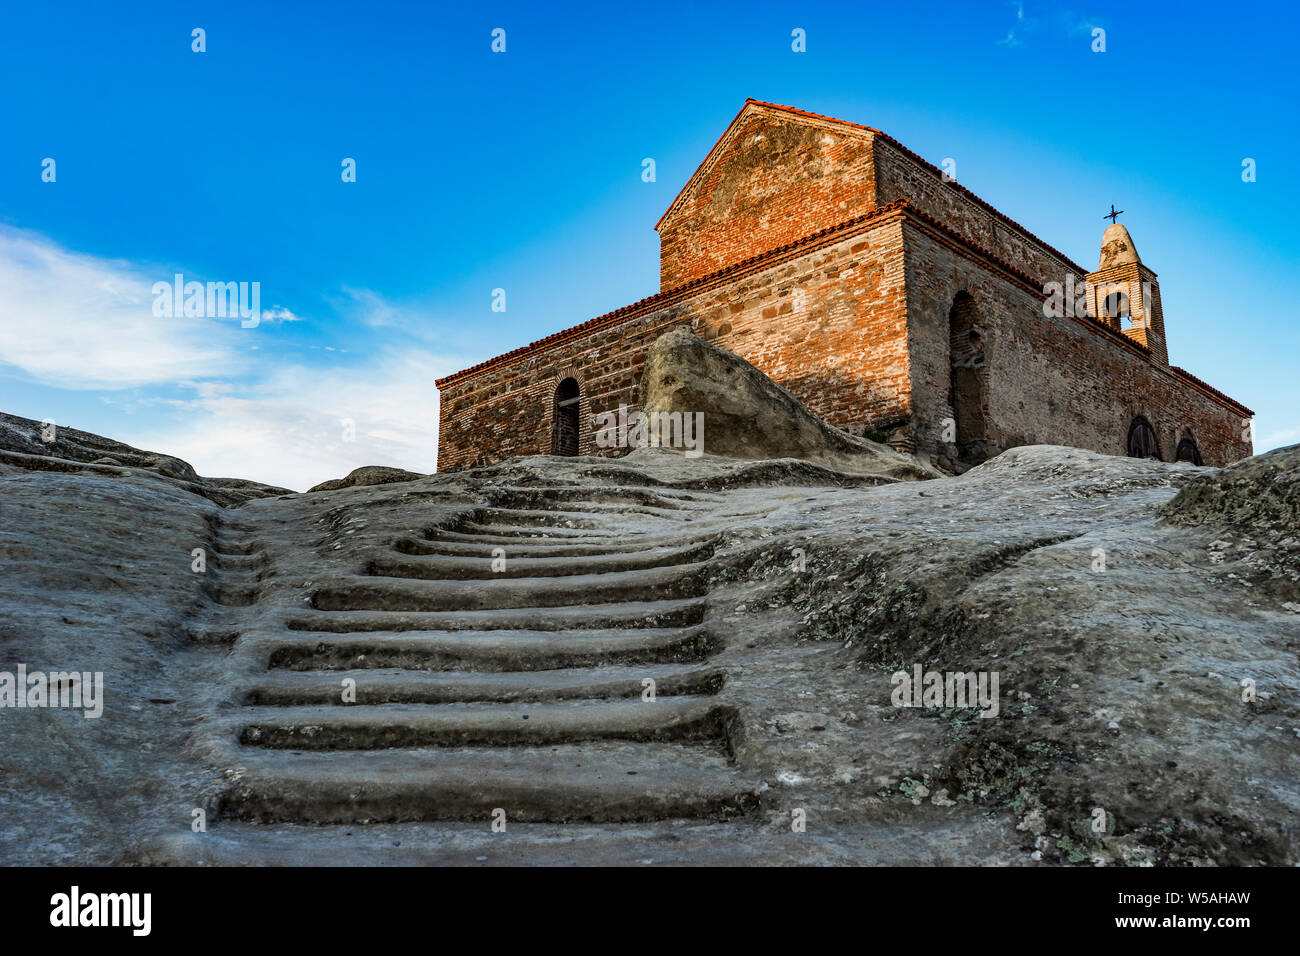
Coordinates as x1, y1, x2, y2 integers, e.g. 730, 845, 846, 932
553, 378, 581, 456
948, 292, 990, 466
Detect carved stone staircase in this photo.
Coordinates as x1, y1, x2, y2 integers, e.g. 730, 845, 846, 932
199, 485, 759, 827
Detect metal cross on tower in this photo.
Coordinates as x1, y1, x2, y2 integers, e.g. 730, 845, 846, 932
1104, 204, 1124, 224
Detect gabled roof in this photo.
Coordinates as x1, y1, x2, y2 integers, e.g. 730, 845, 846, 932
653, 99, 876, 232
656, 99, 1087, 276
436, 101, 1251, 419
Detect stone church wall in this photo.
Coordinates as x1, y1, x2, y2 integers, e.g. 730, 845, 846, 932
902, 223, 1252, 467
872, 136, 1087, 290
657, 109, 878, 289
436, 214, 911, 471
439, 103, 1252, 473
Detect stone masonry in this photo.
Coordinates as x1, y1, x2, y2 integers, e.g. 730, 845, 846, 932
435, 100, 1252, 472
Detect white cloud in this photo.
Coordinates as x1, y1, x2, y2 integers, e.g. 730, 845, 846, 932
344, 286, 402, 327
998, 1, 1028, 47
0, 225, 247, 388
1257, 426, 1300, 454
339, 285, 450, 342
127, 348, 451, 491
1, 227, 463, 491
998, 4, 1103, 48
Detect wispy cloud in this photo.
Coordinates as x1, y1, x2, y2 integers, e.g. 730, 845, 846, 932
998, 1, 1028, 47
0, 225, 246, 389
261, 306, 302, 323
130, 348, 451, 491
1257, 426, 1300, 454
998, 4, 1104, 48
0, 227, 460, 490
1056, 10, 1105, 38
336, 285, 463, 345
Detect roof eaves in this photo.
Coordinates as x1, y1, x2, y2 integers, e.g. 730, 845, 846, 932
437, 201, 909, 388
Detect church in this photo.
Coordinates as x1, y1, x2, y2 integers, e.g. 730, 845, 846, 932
436, 100, 1252, 472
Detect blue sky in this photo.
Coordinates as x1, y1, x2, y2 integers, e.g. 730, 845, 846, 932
1, 0, 1295, 490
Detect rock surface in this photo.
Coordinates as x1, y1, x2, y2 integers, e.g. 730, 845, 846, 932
1160, 443, 1300, 602
0, 411, 293, 506
308, 465, 427, 493
2, 416, 1295, 865
638, 328, 940, 481
0, 411, 199, 481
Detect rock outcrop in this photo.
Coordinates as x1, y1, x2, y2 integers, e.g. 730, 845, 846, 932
0, 411, 293, 506
638, 328, 939, 481
1, 408, 1295, 866
1163, 443, 1300, 548
308, 465, 427, 493
0, 411, 199, 480
1159, 444, 1300, 604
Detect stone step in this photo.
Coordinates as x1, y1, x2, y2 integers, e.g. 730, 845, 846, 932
471, 508, 638, 531
214, 742, 758, 823
369, 539, 715, 580
487, 487, 710, 511
187, 623, 242, 646
456, 521, 630, 540
424, 516, 737, 549
212, 552, 266, 571
480, 504, 691, 526
211, 537, 262, 556
491, 499, 692, 519
251, 624, 719, 671
284, 596, 707, 633
204, 582, 261, 607
311, 563, 710, 612
228, 697, 736, 750
414, 528, 637, 548
243, 663, 725, 706
394, 533, 717, 560
152, 817, 994, 866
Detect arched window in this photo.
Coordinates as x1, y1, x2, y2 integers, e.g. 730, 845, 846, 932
552, 377, 581, 456
947, 292, 990, 466
1105, 290, 1131, 329
1175, 435, 1203, 465
1126, 416, 1161, 460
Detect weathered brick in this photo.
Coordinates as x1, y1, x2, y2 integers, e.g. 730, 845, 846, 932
436, 101, 1251, 472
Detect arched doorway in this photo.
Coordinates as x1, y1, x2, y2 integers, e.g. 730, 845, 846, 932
1175, 434, 1202, 465
553, 377, 581, 456
1126, 416, 1161, 460
948, 292, 989, 466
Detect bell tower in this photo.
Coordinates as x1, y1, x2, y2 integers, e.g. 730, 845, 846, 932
1085, 216, 1168, 365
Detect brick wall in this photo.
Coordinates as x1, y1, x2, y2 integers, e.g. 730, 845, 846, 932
657, 108, 877, 289
438, 206, 1250, 472
901, 221, 1251, 467
436, 213, 910, 471
438, 104, 1252, 473
1085, 262, 1169, 365
872, 137, 1087, 290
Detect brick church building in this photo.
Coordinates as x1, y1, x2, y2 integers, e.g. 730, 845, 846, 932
436, 100, 1252, 472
